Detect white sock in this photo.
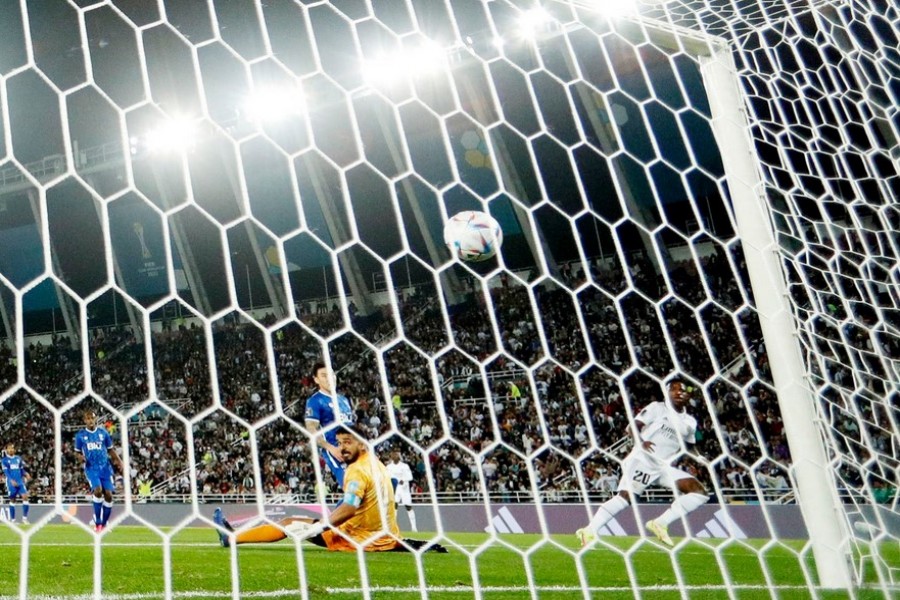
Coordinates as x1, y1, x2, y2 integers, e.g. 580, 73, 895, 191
588, 495, 629, 535
407, 509, 417, 532
656, 493, 708, 527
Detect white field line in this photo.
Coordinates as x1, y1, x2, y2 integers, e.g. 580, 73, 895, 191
0, 542, 749, 555
0, 584, 830, 600
0, 542, 217, 547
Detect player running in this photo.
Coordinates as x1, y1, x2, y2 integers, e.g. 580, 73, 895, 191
304, 362, 354, 487
213, 425, 445, 553
2, 443, 30, 524
577, 378, 709, 547
386, 451, 417, 532
74, 409, 125, 533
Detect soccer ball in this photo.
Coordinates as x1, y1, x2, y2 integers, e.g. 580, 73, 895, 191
443, 211, 503, 262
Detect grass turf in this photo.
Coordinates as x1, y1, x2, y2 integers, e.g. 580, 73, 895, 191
0, 524, 893, 599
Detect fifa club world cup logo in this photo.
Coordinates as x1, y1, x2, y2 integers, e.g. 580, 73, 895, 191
133, 222, 152, 259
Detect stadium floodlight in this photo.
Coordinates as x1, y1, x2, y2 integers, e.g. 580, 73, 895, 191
602, 0, 640, 16
143, 117, 196, 153
517, 7, 552, 40
243, 87, 306, 123
363, 40, 447, 84
566, 0, 664, 15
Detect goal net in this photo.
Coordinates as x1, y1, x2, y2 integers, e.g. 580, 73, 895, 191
0, 0, 896, 597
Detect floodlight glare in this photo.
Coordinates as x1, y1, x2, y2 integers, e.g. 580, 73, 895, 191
406, 40, 446, 75
144, 117, 196, 153
244, 88, 306, 122
363, 41, 447, 85
588, 0, 640, 16
518, 7, 551, 40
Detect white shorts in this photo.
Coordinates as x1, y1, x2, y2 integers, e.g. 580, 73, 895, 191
617, 449, 692, 496
394, 484, 412, 506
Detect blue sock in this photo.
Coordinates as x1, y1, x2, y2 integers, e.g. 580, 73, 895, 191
22, 503, 28, 518
101, 501, 112, 526
8, 504, 14, 521
92, 498, 103, 524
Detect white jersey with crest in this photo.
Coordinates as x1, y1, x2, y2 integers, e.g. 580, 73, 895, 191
635, 401, 697, 464
386, 460, 414, 505
386, 460, 413, 488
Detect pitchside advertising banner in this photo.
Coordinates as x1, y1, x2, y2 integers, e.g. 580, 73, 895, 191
4, 504, 898, 539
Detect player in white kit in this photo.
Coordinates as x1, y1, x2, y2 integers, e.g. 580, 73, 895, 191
577, 379, 708, 546
386, 451, 417, 532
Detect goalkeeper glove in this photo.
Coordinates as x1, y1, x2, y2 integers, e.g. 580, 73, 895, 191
284, 518, 326, 541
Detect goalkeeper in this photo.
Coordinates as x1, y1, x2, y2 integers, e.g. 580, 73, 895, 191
214, 425, 446, 553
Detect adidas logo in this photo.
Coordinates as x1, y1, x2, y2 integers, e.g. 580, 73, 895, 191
696, 509, 747, 539
485, 507, 524, 534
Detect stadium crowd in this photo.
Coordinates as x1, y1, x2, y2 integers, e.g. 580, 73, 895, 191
0, 248, 895, 507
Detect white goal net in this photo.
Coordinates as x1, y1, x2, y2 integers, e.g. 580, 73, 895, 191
0, 0, 896, 598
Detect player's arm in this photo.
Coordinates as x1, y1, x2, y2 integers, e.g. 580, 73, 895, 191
684, 419, 698, 445
632, 406, 654, 452
326, 500, 359, 528
304, 418, 343, 461
331, 477, 366, 527
320, 478, 365, 529
108, 448, 125, 473
74, 438, 86, 466
105, 430, 125, 474
289, 498, 359, 541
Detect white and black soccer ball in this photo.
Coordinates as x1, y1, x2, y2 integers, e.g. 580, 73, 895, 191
443, 210, 503, 262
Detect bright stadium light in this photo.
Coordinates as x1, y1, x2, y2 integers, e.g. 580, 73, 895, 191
407, 40, 447, 75
243, 87, 306, 122
600, 0, 640, 16
570, 0, 653, 17
144, 117, 196, 153
363, 40, 447, 84
517, 7, 552, 40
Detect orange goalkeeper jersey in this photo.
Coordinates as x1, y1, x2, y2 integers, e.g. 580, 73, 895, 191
328, 450, 400, 551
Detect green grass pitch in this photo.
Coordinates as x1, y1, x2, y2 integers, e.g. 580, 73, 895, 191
0, 524, 892, 599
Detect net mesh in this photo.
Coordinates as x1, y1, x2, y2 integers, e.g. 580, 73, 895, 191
0, 0, 896, 597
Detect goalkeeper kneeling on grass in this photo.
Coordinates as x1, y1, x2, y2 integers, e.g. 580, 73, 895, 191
214, 424, 446, 553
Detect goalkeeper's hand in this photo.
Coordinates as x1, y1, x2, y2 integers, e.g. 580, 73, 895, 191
284, 518, 326, 541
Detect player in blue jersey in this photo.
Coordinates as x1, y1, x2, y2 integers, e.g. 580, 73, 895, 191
304, 362, 355, 487
2, 443, 30, 524
74, 409, 124, 533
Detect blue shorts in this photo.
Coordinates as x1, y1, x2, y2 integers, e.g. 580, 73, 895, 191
7, 482, 27, 498
85, 466, 115, 492
323, 452, 346, 488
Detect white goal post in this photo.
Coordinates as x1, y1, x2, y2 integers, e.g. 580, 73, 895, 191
699, 40, 854, 588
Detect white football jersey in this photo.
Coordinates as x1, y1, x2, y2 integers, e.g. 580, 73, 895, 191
634, 401, 697, 463
386, 461, 413, 488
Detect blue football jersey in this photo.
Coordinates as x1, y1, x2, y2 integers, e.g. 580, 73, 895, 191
74, 427, 113, 470
304, 391, 354, 446
1, 455, 26, 483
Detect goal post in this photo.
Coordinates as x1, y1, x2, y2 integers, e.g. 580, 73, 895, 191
700, 40, 854, 589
